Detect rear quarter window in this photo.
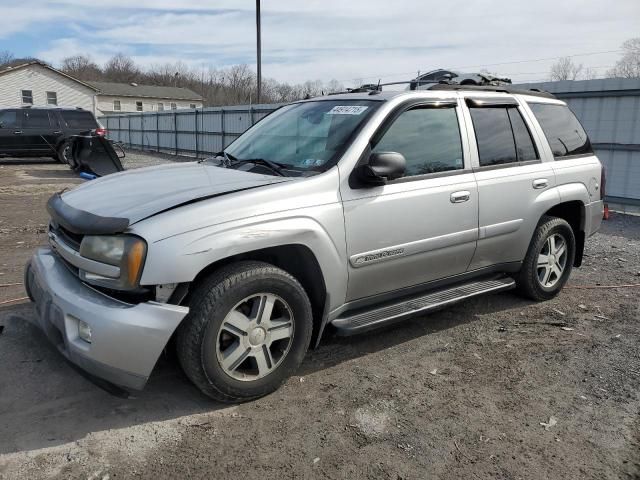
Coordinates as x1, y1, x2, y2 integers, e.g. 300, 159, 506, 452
60, 111, 98, 129
528, 103, 592, 158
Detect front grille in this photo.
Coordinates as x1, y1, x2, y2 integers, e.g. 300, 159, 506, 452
48, 222, 81, 277
50, 222, 84, 251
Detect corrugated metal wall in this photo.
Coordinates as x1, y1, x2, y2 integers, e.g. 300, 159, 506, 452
101, 104, 279, 157
102, 79, 640, 205
517, 79, 640, 205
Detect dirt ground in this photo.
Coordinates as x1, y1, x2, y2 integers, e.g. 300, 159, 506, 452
0, 153, 638, 480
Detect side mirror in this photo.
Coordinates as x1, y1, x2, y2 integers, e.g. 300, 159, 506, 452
357, 151, 406, 185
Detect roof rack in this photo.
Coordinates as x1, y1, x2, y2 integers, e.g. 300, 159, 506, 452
19, 105, 89, 110
427, 83, 556, 99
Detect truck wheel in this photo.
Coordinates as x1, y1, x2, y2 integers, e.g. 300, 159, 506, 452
57, 142, 73, 166
177, 261, 313, 402
516, 216, 575, 301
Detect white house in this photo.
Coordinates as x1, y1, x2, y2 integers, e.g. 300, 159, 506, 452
0, 61, 204, 115
90, 81, 203, 113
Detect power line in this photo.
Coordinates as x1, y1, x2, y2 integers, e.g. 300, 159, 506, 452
338, 48, 623, 84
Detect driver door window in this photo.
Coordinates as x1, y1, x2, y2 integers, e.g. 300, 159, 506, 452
372, 107, 464, 177
0, 110, 18, 129
0, 110, 20, 154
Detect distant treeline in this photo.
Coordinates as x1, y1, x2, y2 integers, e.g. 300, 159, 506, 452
0, 51, 345, 106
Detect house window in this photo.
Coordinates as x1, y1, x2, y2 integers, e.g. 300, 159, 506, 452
170, 103, 177, 110
136, 101, 143, 112
46, 91, 58, 105
190, 104, 197, 109
157, 102, 164, 111
21, 90, 33, 104
113, 100, 121, 111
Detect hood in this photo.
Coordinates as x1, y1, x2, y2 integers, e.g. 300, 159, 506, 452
58, 162, 290, 230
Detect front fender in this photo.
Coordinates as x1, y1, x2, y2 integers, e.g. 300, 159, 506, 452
138, 207, 348, 311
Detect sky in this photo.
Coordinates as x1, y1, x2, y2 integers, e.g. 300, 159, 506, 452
1, 0, 639, 87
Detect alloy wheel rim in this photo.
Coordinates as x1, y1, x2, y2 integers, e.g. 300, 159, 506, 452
536, 233, 568, 288
216, 293, 294, 381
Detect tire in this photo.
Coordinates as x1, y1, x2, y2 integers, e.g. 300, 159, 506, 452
56, 141, 72, 166
516, 215, 575, 301
176, 261, 313, 402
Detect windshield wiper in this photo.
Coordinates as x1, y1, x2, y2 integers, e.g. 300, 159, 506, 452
231, 157, 288, 177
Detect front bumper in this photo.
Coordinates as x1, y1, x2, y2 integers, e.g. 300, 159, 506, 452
25, 247, 189, 390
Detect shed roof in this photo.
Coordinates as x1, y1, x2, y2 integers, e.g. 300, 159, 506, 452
89, 81, 203, 101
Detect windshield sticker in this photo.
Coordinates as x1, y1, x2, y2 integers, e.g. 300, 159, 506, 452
327, 105, 369, 115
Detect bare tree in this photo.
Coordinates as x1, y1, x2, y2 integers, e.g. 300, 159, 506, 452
582, 67, 598, 80
549, 57, 583, 81
103, 53, 140, 83
325, 79, 345, 93
608, 37, 640, 78
61, 55, 102, 81
0, 50, 14, 68
54, 52, 336, 107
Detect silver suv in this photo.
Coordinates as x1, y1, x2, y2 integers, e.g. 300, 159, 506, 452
25, 86, 604, 402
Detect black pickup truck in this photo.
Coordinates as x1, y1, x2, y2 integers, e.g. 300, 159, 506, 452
0, 107, 105, 164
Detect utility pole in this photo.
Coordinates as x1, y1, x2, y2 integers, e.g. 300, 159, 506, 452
256, 0, 262, 104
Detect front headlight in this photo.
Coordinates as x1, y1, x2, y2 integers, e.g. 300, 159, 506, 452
79, 235, 147, 290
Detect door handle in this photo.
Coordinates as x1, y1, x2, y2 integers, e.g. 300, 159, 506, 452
13, 130, 22, 134
450, 191, 471, 203
53, 131, 62, 134
533, 178, 548, 189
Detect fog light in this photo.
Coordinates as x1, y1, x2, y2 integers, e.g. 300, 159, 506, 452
78, 320, 92, 343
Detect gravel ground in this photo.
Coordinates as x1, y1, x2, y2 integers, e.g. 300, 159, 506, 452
0, 153, 638, 480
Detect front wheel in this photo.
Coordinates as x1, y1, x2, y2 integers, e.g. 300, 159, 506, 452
177, 261, 313, 402
516, 216, 575, 301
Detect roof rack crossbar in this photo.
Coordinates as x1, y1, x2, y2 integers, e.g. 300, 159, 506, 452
427, 84, 556, 99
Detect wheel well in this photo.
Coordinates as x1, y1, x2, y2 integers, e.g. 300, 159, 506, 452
189, 244, 327, 345
544, 201, 585, 267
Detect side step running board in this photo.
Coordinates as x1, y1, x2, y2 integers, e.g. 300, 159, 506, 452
332, 276, 515, 335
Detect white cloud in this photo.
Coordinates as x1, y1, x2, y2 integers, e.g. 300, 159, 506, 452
13, 0, 639, 86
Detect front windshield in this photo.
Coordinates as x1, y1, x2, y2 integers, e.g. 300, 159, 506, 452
224, 99, 380, 172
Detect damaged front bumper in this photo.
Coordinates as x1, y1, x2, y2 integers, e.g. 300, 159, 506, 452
25, 247, 189, 390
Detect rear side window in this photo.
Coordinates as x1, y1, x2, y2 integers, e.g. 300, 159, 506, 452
470, 107, 538, 167
22, 110, 51, 128
528, 103, 592, 158
507, 109, 537, 161
0, 110, 18, 128
60, 110, 98, 129
373, 106, 464, 176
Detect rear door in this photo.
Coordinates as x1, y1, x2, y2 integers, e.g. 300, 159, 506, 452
462, 95, 558, 270
0, 109, 21, 155
20, 109, 58, 155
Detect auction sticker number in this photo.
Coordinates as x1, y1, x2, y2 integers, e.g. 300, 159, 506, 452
327, 105, 369, 115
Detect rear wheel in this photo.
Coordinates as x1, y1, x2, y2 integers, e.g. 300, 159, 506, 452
516, 216, 575, 301
56, 141, 72, 166
177, 261, 313, 402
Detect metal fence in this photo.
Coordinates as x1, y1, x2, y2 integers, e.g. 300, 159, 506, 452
100, 104, 280, 158
101, 79, 640, 205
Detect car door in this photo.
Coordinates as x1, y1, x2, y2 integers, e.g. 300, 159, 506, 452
341, 99, 479, 301
0, 109, 21, 156
461, 95, 558, 270
20, 109, 58, 156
